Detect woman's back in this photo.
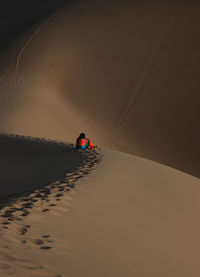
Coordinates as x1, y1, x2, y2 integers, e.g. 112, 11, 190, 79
75, 133, 95, 150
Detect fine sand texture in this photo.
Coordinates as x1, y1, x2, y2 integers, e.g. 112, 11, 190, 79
0, 133, 92, 198
0, 134, 101, 277
0, 0, 200, 177
0, 148, 200, 277
0, 1, 200, 277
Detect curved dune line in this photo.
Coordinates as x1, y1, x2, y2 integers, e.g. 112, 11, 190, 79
117, 18, 176, 129
15, 8, 64, 72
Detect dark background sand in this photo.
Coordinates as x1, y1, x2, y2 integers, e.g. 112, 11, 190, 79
0, 0, 199, 176
0, 134, 84, 198
0, 2, 200, 276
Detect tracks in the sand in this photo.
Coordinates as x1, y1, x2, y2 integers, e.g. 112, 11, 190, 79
0, 149, 102, 277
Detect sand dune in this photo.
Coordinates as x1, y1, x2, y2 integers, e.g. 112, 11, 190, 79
0, 0, 199, 176
0, 134, 88, 198
0, 134, 100, 277
1, 148, 200, 277
0, 1, 200, 277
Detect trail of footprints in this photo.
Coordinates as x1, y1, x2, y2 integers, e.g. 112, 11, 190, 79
0, 150, 101, 251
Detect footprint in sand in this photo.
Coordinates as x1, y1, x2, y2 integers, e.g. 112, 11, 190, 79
20, 197, 32, 202
21, 211, 29, 217
55, 194, 63, 198
22, 203, 33, 209
49, 204, 56, 207
42, 235, 50, 238
2, 222, 10, 225
42, 208, 49, 212
19, 227, 28, 235
40, 246, 52, 250
34, 239, 44, 245
34, 193, 43, 199
67, 183, 75, 189
32, 199, 38, 203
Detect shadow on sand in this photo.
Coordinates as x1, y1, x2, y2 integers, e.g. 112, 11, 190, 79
0, 133, 94, 207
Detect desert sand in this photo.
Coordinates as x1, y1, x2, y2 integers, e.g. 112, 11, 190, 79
0, 0, 200, 176
0, 146, 200, 277
0, 0, 200, 276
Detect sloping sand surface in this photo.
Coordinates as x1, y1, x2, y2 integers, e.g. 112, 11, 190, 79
0, 134, 86, 198
0, 1, 200, 276
4, 149, 200, 277
0, 134, 100, 276
0, 0, 199, 176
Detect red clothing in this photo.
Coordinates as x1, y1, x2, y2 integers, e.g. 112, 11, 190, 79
88, 141, 95, 150
76, 138, 95, 150
76, 138, 89, 149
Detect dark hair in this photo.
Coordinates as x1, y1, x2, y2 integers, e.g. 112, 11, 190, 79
78, 133, 85, 139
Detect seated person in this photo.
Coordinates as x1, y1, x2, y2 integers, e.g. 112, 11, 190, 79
75, 133, 95, 150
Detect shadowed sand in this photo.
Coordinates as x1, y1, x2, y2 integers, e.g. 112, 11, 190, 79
2, 149, 200, 277
0, 134, 100, 277
0, 134, 88, 198
0, 0, 200, 277
0, 0, 200, 177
